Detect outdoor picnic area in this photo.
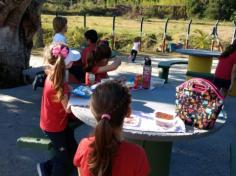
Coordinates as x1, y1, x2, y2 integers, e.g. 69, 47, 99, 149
0, 1, 236, 176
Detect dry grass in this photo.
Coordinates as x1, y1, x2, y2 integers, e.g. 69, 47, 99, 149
42, 15, 234, 44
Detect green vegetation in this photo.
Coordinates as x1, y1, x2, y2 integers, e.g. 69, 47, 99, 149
43, 0, 236, 20
39, 15, 234, 52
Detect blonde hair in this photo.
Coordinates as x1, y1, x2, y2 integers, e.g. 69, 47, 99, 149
44, 44, 68, 101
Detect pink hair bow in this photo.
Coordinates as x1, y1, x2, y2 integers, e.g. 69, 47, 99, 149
52, 45, 68, 58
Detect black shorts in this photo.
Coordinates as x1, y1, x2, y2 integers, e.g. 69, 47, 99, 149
213, 77, 231, 90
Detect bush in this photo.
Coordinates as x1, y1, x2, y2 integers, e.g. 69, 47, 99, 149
204, 0, 234, 20
191, 29, 210, 49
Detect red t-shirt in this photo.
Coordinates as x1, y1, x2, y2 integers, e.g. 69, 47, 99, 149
215, 52, 236, 80
72, 43, 96, 67
73, 137, 150, 176
40, 76, 70, 132
81, 43, 96, 68
92, 66, 108, 82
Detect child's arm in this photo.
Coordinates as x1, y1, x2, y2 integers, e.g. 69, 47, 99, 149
77, 167, 82, 176
96, 58, 121, 73
229, 64, 236, 92
61, 94, 72, 113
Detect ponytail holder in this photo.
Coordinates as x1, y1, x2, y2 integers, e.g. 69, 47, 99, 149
101, 114, 111, 121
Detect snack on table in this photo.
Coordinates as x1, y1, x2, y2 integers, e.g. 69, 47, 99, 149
155, 112, 176, 128
155, 112, 174, 120
124, 116, 140, 127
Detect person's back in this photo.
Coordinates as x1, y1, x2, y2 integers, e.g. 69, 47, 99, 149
53, 33, 67, 44
214, 40, 236, 96
74, 137, 149, 176
73, 29, 98, 67
215, 51, 236, 80
52, 16, 68, 44
73, 81, 150, 176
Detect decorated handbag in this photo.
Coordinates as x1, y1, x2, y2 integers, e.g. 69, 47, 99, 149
175, 78, 224, 129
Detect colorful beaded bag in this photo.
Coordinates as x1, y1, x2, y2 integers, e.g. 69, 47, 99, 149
176, 78, 224, 129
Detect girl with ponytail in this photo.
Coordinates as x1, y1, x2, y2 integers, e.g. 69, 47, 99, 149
214, 39, 236, 96
38, 43, 80, 176
74, 81, 150, 176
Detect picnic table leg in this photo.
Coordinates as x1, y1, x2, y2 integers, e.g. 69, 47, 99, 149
187, 56, 213, 79
143, 141, 172, 176
130, 139, 172, 176
229, 81, 236, 96
159, 68, 169, 83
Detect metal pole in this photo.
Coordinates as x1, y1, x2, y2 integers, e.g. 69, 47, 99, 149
112, 15, 116, 49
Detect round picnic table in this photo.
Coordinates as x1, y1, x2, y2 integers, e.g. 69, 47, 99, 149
70, 84, 227, 176
175, 49, 221, 74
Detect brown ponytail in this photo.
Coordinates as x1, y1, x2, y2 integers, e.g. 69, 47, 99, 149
44, 44, 68, 101
84, 45, 112, 72
50, 56, 65, 101
89, 81, 131, 176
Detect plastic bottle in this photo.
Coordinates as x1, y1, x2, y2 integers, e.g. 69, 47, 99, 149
142, 56, 152, 89
85, 72, 95, 86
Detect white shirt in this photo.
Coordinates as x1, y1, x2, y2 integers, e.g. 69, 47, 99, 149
132, 42, 140, 51
52, 33, 67, 44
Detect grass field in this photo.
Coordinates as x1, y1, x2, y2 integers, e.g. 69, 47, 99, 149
41, 15, 235, 51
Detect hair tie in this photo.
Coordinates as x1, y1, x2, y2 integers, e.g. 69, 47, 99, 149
101, 114, 111, 121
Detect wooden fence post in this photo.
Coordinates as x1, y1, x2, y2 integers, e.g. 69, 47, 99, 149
140, 17, 144, 51
185, 19, 192, 49
84, 14, 86, 29
162, 18, 169, 53
232, 20, 236, 44
112, 15, 116, 49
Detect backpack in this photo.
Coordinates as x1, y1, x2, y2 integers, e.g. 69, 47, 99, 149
175, 78, 224, 129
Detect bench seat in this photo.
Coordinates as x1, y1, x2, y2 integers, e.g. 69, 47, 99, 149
17, 119, 83, 151
17, 127, 52, 150
158, 60, 188, 83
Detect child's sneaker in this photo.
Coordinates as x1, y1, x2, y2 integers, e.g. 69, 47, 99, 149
32, 73, 46, 90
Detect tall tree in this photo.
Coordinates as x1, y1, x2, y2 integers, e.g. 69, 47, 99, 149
0, 0, 45, 88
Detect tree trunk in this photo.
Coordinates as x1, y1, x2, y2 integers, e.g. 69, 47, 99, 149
35, 12, 44, 48
0, 0, 45, 88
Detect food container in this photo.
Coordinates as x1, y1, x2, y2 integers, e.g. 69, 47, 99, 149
155, 112, 177, 128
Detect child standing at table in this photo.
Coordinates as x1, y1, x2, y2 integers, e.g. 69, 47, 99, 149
128, 37, 141, 62
37, 43, 80, 176
73, 81, 150, 176
84, 44, 121, 84
213, 39, 236, 97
